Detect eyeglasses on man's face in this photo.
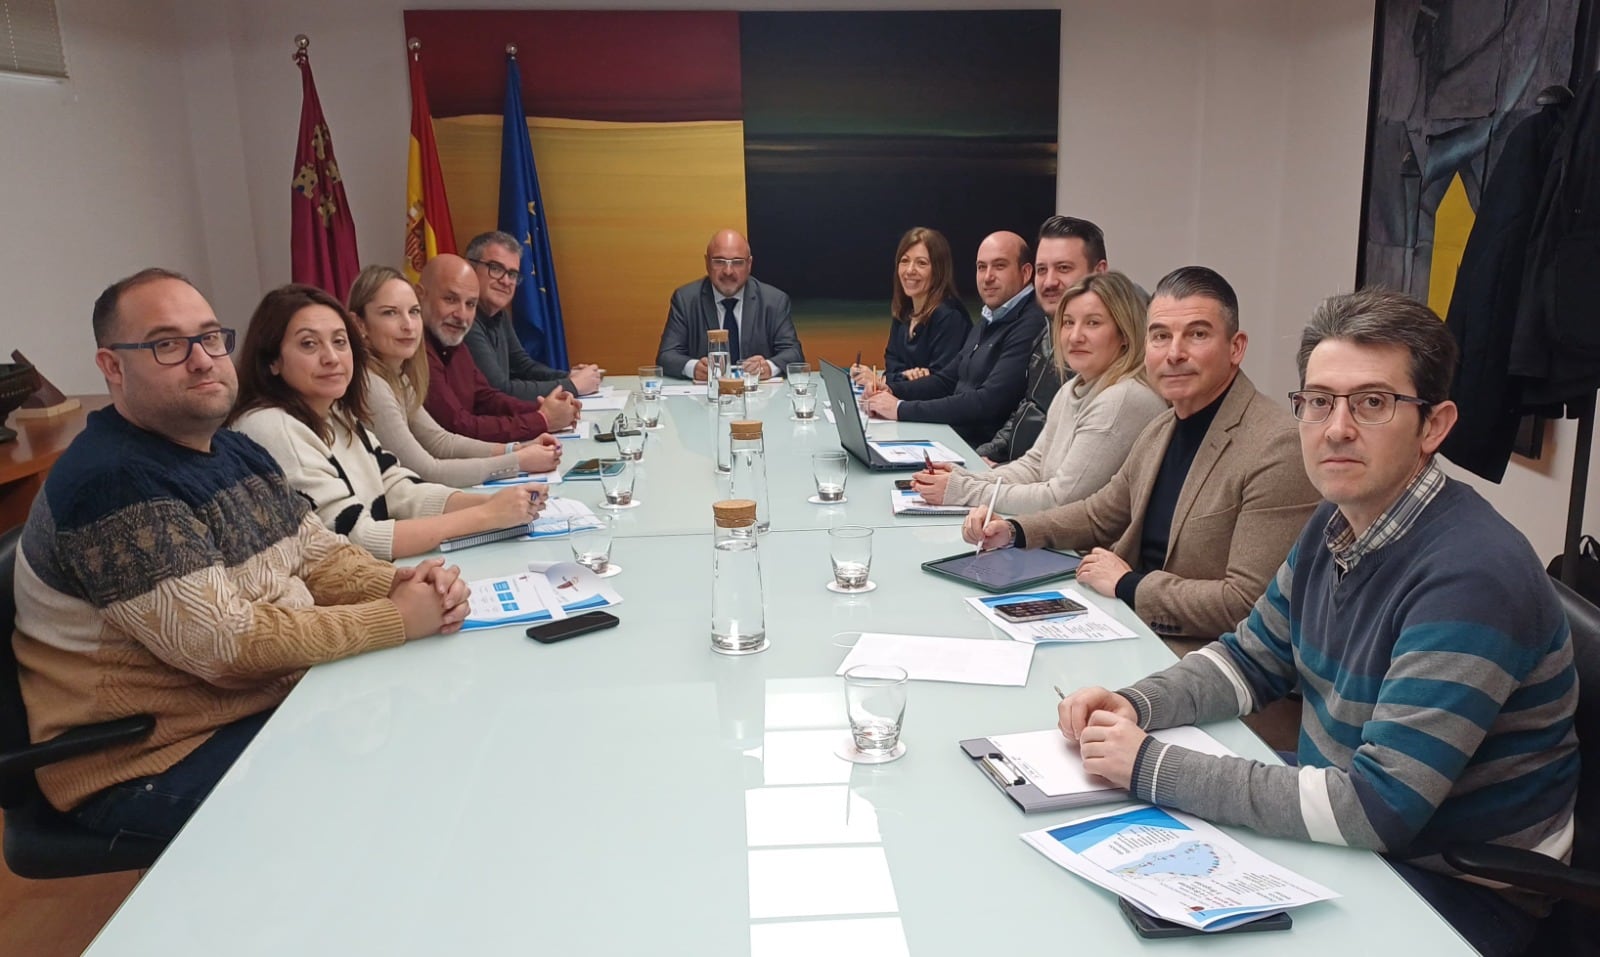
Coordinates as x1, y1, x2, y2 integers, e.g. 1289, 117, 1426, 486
1288, 389, 1431, 426
107, 328, 237, 366
469, 258, 524, 285
709, 258, 749, 269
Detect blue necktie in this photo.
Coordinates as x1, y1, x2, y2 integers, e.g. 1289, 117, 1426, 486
721, 297, 741, 363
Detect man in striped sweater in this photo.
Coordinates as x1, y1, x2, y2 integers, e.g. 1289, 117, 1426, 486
1059, 289, 1577, 957
12, 268, 471, 843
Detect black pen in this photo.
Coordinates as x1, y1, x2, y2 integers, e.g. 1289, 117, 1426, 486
1053, 685, 1066, 699
854, 350, 861, 369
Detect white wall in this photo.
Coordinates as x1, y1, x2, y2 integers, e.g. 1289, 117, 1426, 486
0, 0, 210, 393
22, 0, 1578, 564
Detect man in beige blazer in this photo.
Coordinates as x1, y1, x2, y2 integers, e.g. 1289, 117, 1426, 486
966, 266, 1319, 642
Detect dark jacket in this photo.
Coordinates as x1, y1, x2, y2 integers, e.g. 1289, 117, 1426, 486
656, 277, 803, 376
883, 299, 969, 385
465, 307, 573, 401
894, 290, 1048, 448
1512, 73, 1600, 405
976, 326, 1069, 463
1441, 105, 1566, 481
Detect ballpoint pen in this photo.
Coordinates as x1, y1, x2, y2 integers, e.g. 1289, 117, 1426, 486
1054, 685, 1066, 700
976, 477, 1003, 556
923, 450, 935, 472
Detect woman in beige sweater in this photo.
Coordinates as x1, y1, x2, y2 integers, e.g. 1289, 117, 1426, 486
347, 265, 561, 488
912, 272, 1165, 514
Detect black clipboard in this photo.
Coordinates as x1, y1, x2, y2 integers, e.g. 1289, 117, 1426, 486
959, 737, 1123, 813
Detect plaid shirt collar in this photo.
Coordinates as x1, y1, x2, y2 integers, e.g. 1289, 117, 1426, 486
1322, 458, 1446, 577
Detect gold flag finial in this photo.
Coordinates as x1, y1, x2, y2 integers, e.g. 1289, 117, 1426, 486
506, 43, 518, 58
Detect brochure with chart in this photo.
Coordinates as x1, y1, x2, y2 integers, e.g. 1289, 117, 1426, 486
890, 487, 971, 515
461, 561, 622, 632
967, 588, 1138, 643
1022, 805, 1339, 932
473, 470, 562, 489
525, 499, 603, 538
867, 439, 965, 466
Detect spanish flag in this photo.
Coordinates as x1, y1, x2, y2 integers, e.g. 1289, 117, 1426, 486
404, 40, 456, 282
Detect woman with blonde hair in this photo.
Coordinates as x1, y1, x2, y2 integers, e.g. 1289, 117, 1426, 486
912, 271, 1165, 512
229, 283, 545, 560
348, 264, 560, 487
850, 226, 969, 391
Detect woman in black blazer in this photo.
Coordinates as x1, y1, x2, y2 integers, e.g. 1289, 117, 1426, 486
851, 226, 969, 392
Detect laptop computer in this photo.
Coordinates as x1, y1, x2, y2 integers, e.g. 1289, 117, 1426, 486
819, 358, 924, 471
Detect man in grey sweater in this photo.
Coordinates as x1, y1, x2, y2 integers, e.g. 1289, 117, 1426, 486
462, 231, 604, 400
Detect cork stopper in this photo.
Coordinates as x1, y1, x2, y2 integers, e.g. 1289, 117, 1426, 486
707, 329, 729, 345
730, 420, 763, 440
713, 499, 757, 528
718, 377, 744, 396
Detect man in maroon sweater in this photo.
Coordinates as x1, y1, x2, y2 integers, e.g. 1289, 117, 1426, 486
417, 255, 579, 443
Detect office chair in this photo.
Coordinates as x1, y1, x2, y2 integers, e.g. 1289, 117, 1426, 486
0, 525, 165, 878
1444, 576, 1600, 955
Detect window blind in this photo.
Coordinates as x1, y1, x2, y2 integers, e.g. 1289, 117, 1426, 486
1, 0, 66, 79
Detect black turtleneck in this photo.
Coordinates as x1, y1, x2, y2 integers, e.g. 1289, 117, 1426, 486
1114, 375, 1235, 607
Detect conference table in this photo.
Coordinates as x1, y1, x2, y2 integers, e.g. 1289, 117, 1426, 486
83, 379, 1475, 955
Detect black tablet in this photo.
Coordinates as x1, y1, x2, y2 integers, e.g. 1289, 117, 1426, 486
921, 547, 1081, 593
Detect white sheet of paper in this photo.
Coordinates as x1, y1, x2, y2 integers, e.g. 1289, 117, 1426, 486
966, 587, 1139, 643
578, 393, 630, 413
988, 726, 1236, 798
555, 420, 595, 440
834, 632, 1035, 686
527, 497, 602, 537
659, 384, 705, 397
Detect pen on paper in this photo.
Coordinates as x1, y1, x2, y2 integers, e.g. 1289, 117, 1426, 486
976, 478, 1003, 556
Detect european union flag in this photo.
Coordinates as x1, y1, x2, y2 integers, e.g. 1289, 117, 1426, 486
499, 54, 568, 369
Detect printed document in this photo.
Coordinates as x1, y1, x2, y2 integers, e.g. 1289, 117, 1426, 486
835, 632, 1035, 686
967, 588, 1138, 643
461, 561, 622, 632
1022, 805, 1338, 931
473, 470, 561, 490
526, 498, 603, 538
867, 439, 965, 466
890, 487, 971, 515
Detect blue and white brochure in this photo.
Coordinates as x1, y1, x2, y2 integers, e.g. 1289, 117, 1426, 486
461, 561, 621, 632
1022, 805, 1339, 932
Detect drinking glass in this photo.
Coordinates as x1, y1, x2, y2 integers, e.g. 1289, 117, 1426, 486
742, 366, 762, 393
844, 664, 908, 757
615, 426, 646, 461
811, 451, 848, 502
790, 389, 818, 420
786, 362, 812, 392
637, 366, 663, 399
569, 516, 614, 574
829, 525, 873, 591
598, 458, 636, 508
636, 391, 662, 429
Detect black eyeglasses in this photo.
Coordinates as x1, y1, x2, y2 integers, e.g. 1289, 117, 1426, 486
1288, 389, 1431, 425
469, 258, 524, 285
107, 328, 237, 366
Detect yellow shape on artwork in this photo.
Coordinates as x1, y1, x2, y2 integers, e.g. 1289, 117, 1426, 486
1429, 171, 1475, 320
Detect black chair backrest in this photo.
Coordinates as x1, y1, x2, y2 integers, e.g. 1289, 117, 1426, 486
0, 524, 33, 809
1552, 577, 1600, 872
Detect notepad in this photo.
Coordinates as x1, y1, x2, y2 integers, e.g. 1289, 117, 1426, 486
988, 726, 1235, 798
889, 487, 970, 515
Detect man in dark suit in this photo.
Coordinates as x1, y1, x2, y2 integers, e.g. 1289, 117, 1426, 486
656, 229, 805, 381
865, 231, 1047, 449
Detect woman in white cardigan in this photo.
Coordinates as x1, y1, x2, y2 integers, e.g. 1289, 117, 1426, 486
912, 271, 1165, 514
228, 284, 544, 560
347, 265, 561, 487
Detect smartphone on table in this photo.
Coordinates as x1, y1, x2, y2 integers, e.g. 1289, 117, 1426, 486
992, 596, 1087, 623
526, 611, 620, 643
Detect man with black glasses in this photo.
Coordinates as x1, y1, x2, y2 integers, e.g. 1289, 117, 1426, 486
462, 230, 604, 399
1055, 290, 1576, 957
657, 228, 804, 381
10, 268, 470, 842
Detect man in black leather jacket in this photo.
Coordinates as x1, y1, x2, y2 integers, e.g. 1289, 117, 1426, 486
976, 216, 1108, 463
